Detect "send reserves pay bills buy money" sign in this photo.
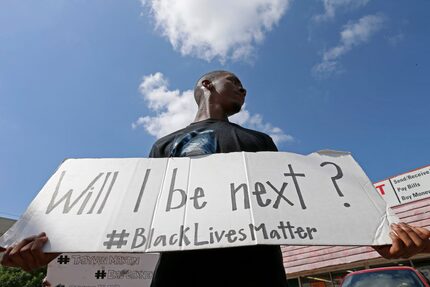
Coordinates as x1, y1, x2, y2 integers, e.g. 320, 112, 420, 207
0, 151, 398, 252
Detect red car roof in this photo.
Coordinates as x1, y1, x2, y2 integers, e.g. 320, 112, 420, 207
341, 266, 430, 287
347, 266, 418, 274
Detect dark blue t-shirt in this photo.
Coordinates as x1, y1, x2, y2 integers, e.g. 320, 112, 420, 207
149, 119, 287, 287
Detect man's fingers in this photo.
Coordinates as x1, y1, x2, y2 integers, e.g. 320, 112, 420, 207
28, 234, 59, 266
372, 245, 391, 258
392, 224, 414, 250
0, 246, 14, 266
19, 233, 52, 271
0, 232, 51, 272
10, 234, 39, 253
398, 223, 426, 251
8, 242, 32, 271
415, 227, 430, 253
389, 223, 430, 258
415, 227, 430, 239
389, 231, 406, 258
19, 241, 38, 272
7, 234, 42, 270
28, 234, 48, 267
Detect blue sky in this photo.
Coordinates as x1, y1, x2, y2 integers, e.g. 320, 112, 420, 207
0, 0, 429, 218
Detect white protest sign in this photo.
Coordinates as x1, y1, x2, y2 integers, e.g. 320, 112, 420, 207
47, 253, 159, 287
0, 151, 398, 252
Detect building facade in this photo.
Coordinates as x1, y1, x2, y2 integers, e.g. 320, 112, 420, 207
0, 216, 15, 237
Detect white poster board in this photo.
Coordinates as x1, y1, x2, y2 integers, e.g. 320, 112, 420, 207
0, 151, 398, 252
47, 253, 159, 287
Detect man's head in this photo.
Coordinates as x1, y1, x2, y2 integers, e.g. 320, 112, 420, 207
194, 70, 247, 117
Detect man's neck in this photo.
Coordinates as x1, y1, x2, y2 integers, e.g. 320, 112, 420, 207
193, 104, 229, 123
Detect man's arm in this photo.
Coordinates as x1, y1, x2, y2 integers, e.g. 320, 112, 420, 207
0, 232, 59, 272
373, 223, 430, 259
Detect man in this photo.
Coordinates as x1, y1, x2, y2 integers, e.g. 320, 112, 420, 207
1, 71, 430, 286
148, 71, 287, 287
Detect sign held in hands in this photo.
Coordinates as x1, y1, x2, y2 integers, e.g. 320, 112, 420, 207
0, 151, 398, 252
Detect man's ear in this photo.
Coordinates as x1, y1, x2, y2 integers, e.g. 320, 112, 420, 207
202, 79, 213, 90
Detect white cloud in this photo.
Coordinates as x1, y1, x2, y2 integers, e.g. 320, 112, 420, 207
142, 0, 290, 62
313, 14, 385, 77
132, 72, 294, 146
230, 111, 294, 145
314, 0, 371, 22
387, 33, 404, 46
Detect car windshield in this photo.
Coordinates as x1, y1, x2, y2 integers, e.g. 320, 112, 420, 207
342, 269, 425, 287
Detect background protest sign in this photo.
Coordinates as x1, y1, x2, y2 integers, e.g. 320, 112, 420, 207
47, 253, 159, 287
0, 151, 398, 253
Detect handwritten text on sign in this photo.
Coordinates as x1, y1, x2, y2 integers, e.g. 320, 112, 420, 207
0, 151, 397, 252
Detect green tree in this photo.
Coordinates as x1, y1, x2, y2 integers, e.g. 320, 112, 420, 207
0, 266, 46, 287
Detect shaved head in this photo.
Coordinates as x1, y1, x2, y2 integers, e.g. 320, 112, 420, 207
192, 70, 246, 120
194, 70, 232, 104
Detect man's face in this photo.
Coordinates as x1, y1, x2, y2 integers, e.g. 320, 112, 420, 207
210, 72, 247, 116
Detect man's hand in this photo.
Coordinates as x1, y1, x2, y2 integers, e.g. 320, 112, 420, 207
0, 232, 60, 272
373, 223, 430, 259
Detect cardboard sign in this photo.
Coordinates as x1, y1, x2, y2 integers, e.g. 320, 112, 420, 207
47, 253, 159, 287
373, 165, 430, 206
0, 151, 398, 252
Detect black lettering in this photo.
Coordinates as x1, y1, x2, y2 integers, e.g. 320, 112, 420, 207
166, 168, 187, 212
209, 227, 214, 244
133, 169, 151, 212
277, 221, 296, 239
169, 233, 178, 245
214, 230, 225, 243
284, 164, 307, 209
230, 183, 250, 211
306, 227, 317, 240
294, 227, 307, 239
131, 228, 146, 249
179, 225, 191, 246
154, 235, 167, 247
78, 189, 93, 215
266, 181, 293, 208
88, 172, 112, 214
225, 229, 238, 243
270, 229, 281, 239
238, 228, 247, 241
190, 187, 207, 210
193, 223, 209, 246
46, 171, 105, 214
148, 227, 155, 248
320, 162, 344, 197
249, 223, 268, 240
252, 182, 271, 207
97, 171, 118, 214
